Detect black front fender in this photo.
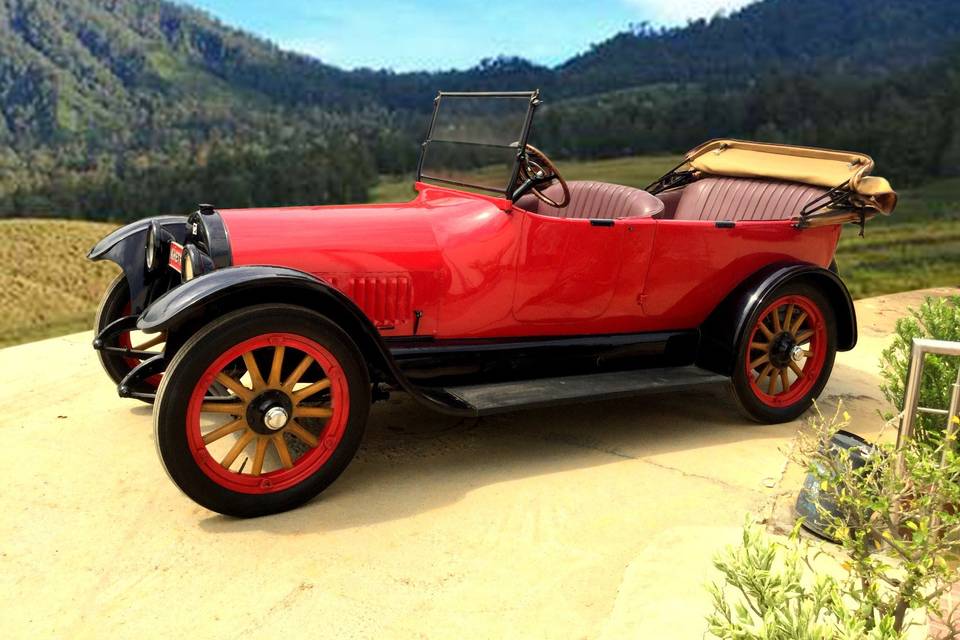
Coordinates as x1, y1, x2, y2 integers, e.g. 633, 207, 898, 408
697, 262, 857, 375
137, 266, 360, 333
137, 265, 476, 416
87, 216, 187, 312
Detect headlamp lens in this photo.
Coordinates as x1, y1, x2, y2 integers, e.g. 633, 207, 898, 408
145, 222, 158, 271
183, 247, 195, 281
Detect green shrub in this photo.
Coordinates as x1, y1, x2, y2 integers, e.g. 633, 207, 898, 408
708, 521, 904, 640
879, 295, 960, 444
707, 407, 960, 639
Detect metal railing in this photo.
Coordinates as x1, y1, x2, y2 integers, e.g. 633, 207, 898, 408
896, 338, 960, 454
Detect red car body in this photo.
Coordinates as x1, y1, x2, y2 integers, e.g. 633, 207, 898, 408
222, 181, 839, 341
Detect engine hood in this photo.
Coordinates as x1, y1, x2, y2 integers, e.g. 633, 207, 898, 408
217, 186, 515, 336
222, 201, 438, 275
220, 186, 509, 276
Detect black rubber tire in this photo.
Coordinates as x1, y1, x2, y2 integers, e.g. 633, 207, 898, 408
94, 274, 161, 404
154, 304, 371, 517
731, 282, 837, 424
93, 275, 147, 389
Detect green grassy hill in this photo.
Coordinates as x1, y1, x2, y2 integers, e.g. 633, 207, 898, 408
2, 155, 956, 348
0, 219, 119, 347
370, 155, 682, 203
838, 177, 960, 298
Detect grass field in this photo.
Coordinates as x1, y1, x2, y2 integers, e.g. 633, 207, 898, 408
0, 219, 120, 348
2, 156, 956, 348
837, 177, 960, 298
369, 155, 680, 202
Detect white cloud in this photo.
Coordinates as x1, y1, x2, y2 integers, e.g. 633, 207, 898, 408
622, 0, 757, 26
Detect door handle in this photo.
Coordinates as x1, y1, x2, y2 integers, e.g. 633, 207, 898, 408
589, 219, 615, 227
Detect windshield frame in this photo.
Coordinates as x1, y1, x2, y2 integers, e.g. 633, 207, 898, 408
416, 90, 540, 199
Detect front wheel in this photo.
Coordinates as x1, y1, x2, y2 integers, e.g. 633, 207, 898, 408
731, 283, 837, 423
154, 304, 371, 517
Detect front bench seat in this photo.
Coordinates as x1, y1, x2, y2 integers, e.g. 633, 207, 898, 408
516, 180, 664, 219
674, 176, 828, 221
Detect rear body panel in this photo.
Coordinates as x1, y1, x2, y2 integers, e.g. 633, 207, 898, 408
640, 219, 841, 328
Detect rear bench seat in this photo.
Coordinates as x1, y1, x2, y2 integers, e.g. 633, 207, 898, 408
670, 176, 828, 221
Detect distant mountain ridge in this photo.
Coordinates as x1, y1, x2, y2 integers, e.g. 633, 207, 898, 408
3, 0, 960, 147
556, 0, 960, 95
1, 0, 959, 220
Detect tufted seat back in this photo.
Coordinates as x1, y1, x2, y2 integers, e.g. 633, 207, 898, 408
516, 180, 664, 220
674, 176, 828, 222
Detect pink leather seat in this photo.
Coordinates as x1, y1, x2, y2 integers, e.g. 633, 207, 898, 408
673, 176, 827, 221
516, 181, 664, 219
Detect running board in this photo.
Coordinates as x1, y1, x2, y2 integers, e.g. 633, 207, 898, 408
425, 366, 727, 416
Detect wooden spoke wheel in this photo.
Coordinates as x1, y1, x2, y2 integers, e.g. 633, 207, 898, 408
95, 274, 166, 399
188, 334, 348, 492
154, 305, 370, 517
732, 285, 836, 423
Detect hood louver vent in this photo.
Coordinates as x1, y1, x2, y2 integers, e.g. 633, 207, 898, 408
339, 275, 413, 328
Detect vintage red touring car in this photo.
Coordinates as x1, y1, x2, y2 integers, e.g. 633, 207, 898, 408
88, 90, 897, 516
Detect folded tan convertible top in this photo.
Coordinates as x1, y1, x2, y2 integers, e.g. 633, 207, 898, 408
684, 139, 898, 214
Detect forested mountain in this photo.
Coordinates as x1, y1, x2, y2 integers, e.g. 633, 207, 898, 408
1, 0, 959, 220
558, 0, 960, 95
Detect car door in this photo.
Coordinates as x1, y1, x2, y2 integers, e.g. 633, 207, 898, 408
512, 211, 624, 323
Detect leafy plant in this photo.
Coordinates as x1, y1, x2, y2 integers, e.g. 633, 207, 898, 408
708, 521, 903, 639
707, 407, 960, 639
879, 295, 960, 445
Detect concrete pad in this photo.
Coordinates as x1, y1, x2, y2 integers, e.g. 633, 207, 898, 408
1, 288, 955, 638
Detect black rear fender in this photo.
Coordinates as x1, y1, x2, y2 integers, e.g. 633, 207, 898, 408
697, 262, 857, 375
87, 216, 188, 312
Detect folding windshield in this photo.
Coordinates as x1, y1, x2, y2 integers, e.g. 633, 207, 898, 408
416, 91, 540, 198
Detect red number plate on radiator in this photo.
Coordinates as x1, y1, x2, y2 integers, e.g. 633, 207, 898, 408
168, 242, 183, 273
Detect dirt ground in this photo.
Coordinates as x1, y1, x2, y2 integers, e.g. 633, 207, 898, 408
1, 287, 955, 639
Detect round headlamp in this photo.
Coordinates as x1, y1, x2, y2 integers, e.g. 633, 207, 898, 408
182, 244, 214, 282
182, 246, 194, 281
145, 221, 161, 271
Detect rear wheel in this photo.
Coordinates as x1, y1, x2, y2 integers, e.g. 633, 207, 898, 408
94, 274, 166, 400
731, 283, 836, 423
154, 304, 370, 517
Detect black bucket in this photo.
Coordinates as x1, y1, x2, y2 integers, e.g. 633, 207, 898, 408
795, 429, 875, 542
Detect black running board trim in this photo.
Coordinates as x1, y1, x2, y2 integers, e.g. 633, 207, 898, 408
421, 366, 727, 416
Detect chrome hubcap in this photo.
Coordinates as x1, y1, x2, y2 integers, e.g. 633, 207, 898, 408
263, 406, 289, 431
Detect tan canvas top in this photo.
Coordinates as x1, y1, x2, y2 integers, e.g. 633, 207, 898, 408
684, 139, 897, 214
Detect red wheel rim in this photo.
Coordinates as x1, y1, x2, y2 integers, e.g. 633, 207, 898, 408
745, 295, 827, 408
118, 302, 164, 387
185, 333, 350, 494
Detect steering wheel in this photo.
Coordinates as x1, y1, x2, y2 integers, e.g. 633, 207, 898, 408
517, 144, 570, 208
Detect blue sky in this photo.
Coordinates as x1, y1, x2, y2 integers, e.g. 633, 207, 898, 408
181, 0, 755, 72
